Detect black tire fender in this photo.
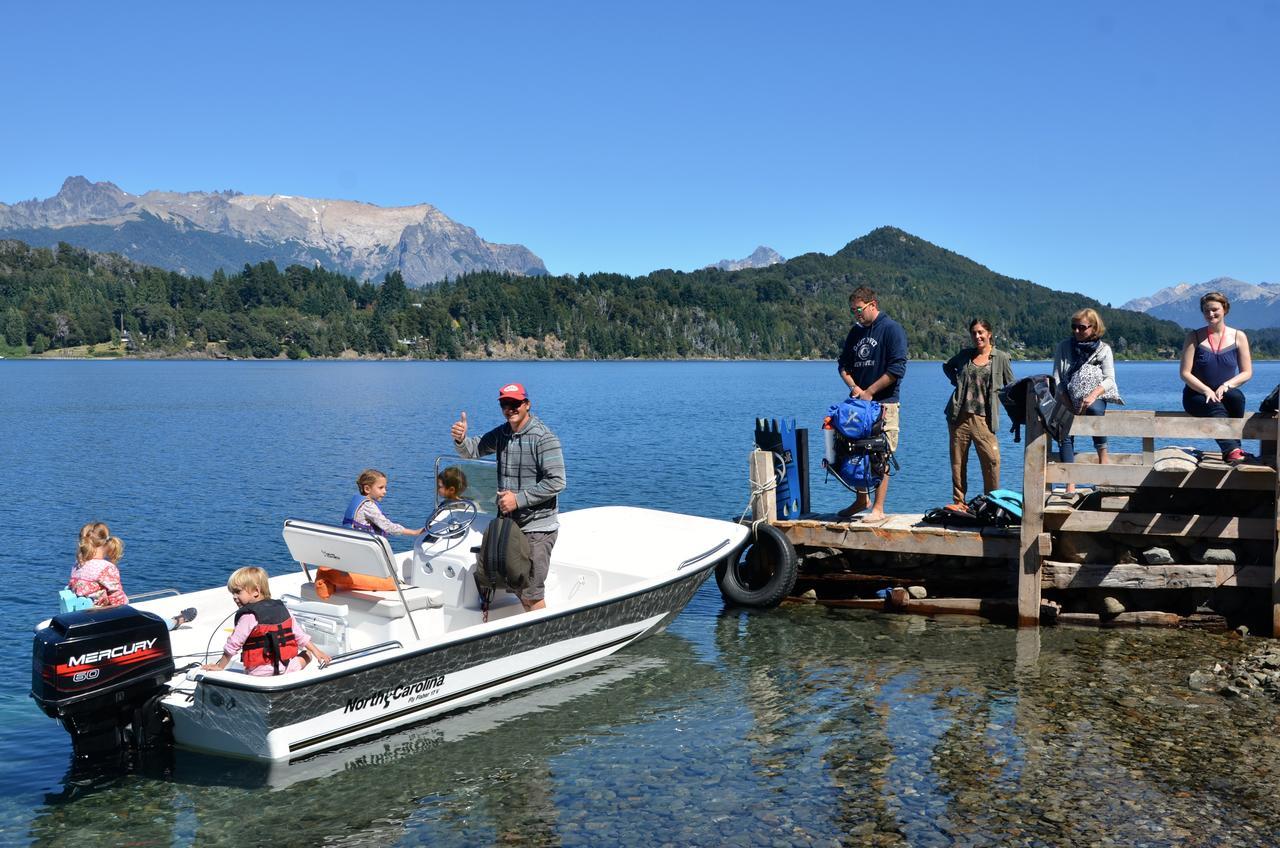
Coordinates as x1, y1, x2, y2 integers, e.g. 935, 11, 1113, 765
714, 523, 799, 608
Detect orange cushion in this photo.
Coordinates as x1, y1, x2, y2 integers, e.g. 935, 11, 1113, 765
314, 567, 396, 599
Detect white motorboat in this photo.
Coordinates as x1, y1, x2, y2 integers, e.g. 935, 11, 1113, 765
32, 465, 748, 763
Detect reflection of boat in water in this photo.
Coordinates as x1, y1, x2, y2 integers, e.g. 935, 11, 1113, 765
27, 636, 720, 847
180, 654, 668, 791
31, 469, 748, 762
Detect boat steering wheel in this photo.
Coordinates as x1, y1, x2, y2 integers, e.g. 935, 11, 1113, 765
423, 499, 478, 541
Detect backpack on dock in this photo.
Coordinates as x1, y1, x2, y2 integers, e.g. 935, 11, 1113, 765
923, 489, 1023, 529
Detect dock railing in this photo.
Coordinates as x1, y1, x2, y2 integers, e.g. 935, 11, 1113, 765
1019, 394, 1280, 636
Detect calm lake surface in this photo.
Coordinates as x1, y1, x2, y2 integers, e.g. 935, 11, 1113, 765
2, 359, 1280, 847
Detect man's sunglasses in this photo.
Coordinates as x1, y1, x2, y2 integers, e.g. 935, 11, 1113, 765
499, 399, 525, 409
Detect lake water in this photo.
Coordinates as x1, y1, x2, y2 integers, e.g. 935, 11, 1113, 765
2, 359, 1280, 847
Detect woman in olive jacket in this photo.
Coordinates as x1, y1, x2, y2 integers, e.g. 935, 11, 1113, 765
942, 319, 1015, 506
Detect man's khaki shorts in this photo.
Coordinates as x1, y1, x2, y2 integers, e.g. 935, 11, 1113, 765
882, 402, 900, 452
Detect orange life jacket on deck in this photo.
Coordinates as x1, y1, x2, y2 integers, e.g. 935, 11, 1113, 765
235, 599, 298, 674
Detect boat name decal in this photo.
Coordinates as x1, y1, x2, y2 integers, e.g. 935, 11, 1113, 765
344, 675, 446, 712
68, 638, 158, 667
320, 549, 341, 560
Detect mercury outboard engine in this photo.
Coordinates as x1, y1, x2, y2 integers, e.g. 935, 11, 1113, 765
32, 606, 175, 758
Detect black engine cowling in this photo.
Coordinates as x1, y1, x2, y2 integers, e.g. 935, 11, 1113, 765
32, 605, 175, 758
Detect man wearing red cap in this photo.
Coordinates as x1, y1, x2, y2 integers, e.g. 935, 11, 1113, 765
450, 383, 566, 611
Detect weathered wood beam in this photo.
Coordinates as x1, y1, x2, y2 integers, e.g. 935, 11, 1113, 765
1044, 462, 1276, 490
748, 450, 776, 523
1272, 417, 1280, 638
1065, 410, 1274, 440
1019, 385, 1048, 627
1041, 510, 1273, 540
778, 520, 1025, 559
1041, 561, 1273, 589
1057, 611, 1183, 628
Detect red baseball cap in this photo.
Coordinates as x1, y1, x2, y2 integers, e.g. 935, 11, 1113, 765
498, 382, 527, 401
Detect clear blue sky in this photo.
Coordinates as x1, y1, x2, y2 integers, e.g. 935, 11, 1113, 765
2, 1, 1276, 304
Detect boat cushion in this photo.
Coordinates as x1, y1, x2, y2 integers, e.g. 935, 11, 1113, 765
299, 582, 443, 619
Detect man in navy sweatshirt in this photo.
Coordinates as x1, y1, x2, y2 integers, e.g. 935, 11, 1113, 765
836, 286, 908, 521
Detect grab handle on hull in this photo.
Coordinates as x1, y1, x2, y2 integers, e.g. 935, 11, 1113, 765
678, 538, 731, 570
327, 641, 404, 667
130, 588, 181, 601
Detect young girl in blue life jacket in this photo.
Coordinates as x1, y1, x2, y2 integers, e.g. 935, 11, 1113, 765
342, 469, 424, 537
201, 566, 330, 676
316, 469, 423, 599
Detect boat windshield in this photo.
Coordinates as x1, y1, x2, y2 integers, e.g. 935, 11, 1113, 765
433, 456, 498, 514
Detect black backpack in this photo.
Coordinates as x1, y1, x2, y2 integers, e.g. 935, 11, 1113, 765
922, 491, 1022, 529
1000, 374, 1072, 444
476, 516, 534, 596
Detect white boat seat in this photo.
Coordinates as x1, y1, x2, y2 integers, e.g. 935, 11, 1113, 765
299, 581, 442, 618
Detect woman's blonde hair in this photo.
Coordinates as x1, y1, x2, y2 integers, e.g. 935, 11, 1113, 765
1071, 307, 1106, 339
77, 521, 123, 564
438, 466, 468, 498
1200, 291, 1230, 314
228, 566, 271, 598
356, 468, 386, 495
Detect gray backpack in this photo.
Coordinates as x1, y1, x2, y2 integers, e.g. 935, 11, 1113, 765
476, 516, 533, 596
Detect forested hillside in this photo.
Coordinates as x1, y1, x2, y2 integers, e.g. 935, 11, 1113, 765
0, 228, 1201, 360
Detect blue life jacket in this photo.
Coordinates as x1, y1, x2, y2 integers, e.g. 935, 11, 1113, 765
342, 494, 386, 536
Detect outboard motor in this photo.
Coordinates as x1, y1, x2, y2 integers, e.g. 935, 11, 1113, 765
31, 606, 175, 758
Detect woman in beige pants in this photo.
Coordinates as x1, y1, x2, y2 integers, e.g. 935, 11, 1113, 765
942, 319, 1015, 507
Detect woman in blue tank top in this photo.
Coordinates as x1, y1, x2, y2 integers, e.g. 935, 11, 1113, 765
1179, 291, 1253, 463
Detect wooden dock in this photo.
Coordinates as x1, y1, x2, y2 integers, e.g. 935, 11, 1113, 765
748, 405, 1280, 636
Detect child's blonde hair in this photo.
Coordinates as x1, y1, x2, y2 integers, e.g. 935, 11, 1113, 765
356, 468, 386, 495
228, 566, 272, 599
78, 521, 124, 564
438, 466, 468, 498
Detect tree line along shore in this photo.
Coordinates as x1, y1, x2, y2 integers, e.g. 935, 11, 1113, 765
4, 229, 1269, 363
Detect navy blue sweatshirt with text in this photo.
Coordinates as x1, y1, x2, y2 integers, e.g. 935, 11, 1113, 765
837, 313, 908, 403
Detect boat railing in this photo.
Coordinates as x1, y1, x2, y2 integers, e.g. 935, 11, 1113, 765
1019, 391, 1280, 634
327, 641, 404, 667
131, 588, 181, 601
678, 538, 733, 570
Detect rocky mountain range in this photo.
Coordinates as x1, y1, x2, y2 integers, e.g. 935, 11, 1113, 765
1121, 277, 1280, 329
707, 245, 784, 271
0, 177, 546, 287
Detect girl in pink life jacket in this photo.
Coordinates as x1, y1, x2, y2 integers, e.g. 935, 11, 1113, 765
201, 566, 330, 676
69, 522, 128, 607
68, 522, 196, 628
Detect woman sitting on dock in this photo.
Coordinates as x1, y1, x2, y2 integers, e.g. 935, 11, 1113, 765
942, 318, 1014, 507
1052, 308, 1120, 494
1180, 290, 1253, 464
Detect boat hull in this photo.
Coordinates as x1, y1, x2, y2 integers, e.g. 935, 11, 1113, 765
168, 560, 714, 761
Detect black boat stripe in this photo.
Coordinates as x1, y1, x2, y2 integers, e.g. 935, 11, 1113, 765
287, 631, 640, 753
